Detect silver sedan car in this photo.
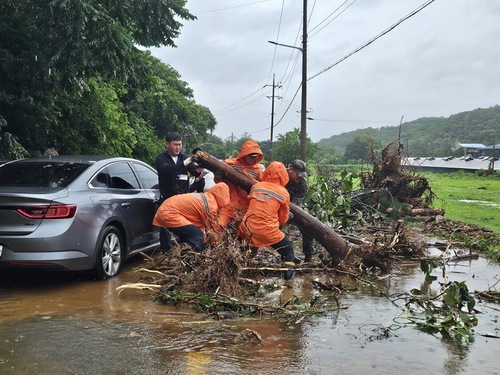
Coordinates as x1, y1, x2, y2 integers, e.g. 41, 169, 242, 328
0, 156, 160, 279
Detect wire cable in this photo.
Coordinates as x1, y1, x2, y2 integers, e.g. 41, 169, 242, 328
308, 0, 436, 81
214, 85, 273, 117
309, 0, 357, 39
308, 0, 350, 37
196, 0, 272, 15
267, 0, 286, 82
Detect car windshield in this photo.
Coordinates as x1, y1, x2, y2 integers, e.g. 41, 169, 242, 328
0, 161, 90, 188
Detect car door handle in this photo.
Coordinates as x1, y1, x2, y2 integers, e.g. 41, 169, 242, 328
121, 202, 131, 208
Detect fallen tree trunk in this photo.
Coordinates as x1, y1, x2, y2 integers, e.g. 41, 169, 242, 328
193, 150, 349, 266
410, 208, 445, 217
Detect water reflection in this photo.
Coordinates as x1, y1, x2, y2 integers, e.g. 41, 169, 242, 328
1, 250, 499, 374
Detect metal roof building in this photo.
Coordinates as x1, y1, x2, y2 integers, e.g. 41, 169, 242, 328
458, 143, 499, 158
403, 156, 498, 173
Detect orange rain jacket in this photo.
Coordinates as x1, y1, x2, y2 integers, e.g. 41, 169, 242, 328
238, 161, 290, 248
153, 183, 230, 238
216, 140, 264, 226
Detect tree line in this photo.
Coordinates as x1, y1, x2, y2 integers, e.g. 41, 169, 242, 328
316, 105, 500, 164
0, 0, 215, 164
2, 1, 497, 166
0, 1, 315, 166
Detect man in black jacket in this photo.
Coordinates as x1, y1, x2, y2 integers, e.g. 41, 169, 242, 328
155, 131, 194, 253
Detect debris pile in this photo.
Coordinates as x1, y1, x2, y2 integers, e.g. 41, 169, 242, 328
120, 142, 473, 318
358, 140, 438, 214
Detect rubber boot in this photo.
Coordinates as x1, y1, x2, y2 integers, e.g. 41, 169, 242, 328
304, 253, 312, 262
282, 261, 296, 280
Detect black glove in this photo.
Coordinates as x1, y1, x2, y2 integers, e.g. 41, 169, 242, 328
214, 169, 225, 180
186, 161, 200, 175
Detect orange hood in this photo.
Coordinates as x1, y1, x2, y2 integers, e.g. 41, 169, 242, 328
262, 161, 289, 186
236, 140, 263, 164
206, 182, 230, 208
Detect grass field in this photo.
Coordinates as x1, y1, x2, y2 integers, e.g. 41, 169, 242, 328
422, 172, 500, 234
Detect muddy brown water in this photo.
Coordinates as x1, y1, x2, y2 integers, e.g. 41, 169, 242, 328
1, 244, 499, 375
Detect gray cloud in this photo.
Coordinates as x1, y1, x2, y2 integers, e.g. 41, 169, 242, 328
151, 0, 500, 142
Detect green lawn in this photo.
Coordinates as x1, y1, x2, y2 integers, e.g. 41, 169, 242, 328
422, 172, 500, 234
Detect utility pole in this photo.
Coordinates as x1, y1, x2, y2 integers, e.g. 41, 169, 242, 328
267, 74, 281, 161
300, 0, 308, 161
268, 0, 308, 160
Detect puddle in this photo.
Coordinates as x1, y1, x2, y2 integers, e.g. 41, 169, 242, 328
0, 248, 499, 375
457, 199, 500, 208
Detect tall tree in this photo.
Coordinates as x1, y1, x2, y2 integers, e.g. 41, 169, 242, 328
273, 128, 317, 165
0, 0, 203, 157
344, 134, 381, 162
122, 53, 216, 162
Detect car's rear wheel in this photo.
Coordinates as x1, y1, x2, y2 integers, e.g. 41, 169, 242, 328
93, 225, 123, 279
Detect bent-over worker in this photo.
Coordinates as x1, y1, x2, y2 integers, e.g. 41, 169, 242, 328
237, 161, 297, 280
153, 183, 230, 252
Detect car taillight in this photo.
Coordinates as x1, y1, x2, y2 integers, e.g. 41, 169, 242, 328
16, 205, 77, 219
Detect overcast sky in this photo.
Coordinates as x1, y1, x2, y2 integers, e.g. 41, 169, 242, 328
150, 0, 500, 142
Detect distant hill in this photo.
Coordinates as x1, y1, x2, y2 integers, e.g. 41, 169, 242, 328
317, 105, 500, 157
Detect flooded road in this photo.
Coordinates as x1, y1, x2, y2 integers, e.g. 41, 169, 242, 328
1, 247, 499, 375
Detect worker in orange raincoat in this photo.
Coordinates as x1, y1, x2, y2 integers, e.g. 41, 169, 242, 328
215, 140, 264, 227
153, 182, 230, 252
237, 161, 297, 280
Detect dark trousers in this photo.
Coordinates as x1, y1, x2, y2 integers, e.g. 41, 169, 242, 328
271, 236, 295, 263
301, 228, 314, 256
159, 228, 172, 252
168, 224, 206, 252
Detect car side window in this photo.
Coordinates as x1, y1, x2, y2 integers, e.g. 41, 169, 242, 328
131, 163, 159, 189
90, 171, 111, 188
107, 163, 140, 190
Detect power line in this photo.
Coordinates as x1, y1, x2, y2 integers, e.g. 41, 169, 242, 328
196, 0, 272, 15
213, 85, 271, 116
273, 83, 302, 129
267, 0, 286, 82
308, 0, 354, 39
313, 117, 398, 124
271, 6, 303, 91
308, 0, 436, 81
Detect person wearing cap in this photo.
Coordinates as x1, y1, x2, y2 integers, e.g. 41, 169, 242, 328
286, 159, 315, 262
215, 140, 264, 228
155, 131, 198, 253
238, 161, 296, 280
153, 183, 231, 252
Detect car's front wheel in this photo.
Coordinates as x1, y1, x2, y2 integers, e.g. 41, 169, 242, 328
93, 225, 124, 280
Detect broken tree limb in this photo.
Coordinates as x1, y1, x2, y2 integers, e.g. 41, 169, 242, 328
286, 203, 349, 266
193, 150, 349, 266
410, 208, 445, 216
194, 150, 256, 191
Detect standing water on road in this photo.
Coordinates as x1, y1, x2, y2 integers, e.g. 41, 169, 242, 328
0, 246, 499, 375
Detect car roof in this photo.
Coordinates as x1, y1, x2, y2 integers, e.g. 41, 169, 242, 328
21, 155, 118, 163
0, 156, 156, 190
5, 155, 144, 165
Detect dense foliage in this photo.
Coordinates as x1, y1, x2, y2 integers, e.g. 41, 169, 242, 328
271, 128, 317, 165
0, 0, 216, 163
